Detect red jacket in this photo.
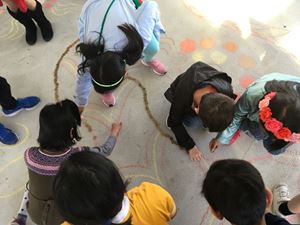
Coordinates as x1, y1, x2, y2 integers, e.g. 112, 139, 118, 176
0, 0, 27, 12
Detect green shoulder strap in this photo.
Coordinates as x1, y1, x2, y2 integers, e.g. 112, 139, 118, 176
98, 0, 116, 45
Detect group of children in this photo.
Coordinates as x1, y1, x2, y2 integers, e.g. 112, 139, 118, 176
1, 0, 300, 225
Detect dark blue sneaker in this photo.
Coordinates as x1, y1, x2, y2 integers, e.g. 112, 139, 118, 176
0, 123, 18, 145
2, 96, 40, 117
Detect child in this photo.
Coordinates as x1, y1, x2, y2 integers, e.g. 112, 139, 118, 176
1, 0, 53, 45
210, 73, 300, 155
53, 151, 177, 225
0, 76, 40, 145
11, 99, 122, 225
273, 183, 300, 218
75, 0, 166, 110
164, 61, 236, 161
202, 159, 291, 225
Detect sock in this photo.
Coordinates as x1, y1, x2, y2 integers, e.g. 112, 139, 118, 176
279, 201, 294, 216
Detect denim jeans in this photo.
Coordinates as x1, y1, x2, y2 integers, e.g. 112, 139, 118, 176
182, 114, 204, 129
240, 119, 292, 155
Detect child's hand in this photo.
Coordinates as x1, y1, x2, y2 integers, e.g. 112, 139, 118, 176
209, 138, 220, 152
188, 146, 202, 161
111, 122, 122, 137
78, 106, 84, 115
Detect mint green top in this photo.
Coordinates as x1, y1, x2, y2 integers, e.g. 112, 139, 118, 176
217, 73, 300, 144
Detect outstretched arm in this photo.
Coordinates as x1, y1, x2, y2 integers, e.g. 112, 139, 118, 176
89, 122, 122, 156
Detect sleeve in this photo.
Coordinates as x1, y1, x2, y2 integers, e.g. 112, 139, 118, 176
169, 96, 195, 151
143, 182, 176, 221
74, 70, 93, 107
217, 91, 252, 144
136, 1, 165, 47
78, 4, 86, 42
88, 135, 117, 156
164, 189, 176, 220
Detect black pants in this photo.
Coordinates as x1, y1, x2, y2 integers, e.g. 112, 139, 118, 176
0, 76, 17, 110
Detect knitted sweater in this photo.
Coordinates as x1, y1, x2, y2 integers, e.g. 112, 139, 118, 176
24, 135, 116, 176
24, 135, 116, 225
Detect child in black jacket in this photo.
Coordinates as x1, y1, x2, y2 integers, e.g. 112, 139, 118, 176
164, 61, 236, 161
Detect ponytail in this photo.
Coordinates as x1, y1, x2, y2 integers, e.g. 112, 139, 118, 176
76, 37, 105, 75
76, 24, 143, 92
118, 24, 144, 65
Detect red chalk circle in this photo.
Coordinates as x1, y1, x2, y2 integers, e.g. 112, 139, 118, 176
180, 39, 197, 53
239, 74, 256, 89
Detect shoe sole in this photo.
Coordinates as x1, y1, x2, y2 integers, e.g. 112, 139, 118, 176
2, 104, 39, 117
141, 60, 167, 76
102, 98, 116, 108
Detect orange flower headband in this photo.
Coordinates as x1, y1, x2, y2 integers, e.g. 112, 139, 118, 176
259, 92, 300, 142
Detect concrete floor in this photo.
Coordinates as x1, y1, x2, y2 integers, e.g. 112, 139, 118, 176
1, 0, 300, 224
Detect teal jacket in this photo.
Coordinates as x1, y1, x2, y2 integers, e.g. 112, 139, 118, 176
217, 73, 300, 144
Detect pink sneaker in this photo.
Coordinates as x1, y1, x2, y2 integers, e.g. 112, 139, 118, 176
101, 92, 116, 107
141, 59, 167, 75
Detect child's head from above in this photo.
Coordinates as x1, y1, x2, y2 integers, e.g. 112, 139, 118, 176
268, 93, 300, 132
38, 99, 81, 151
53, 151, 128, 225
202, 159, 272, 225
260, 80, 300, 142
198, 93, 235, 132
77, 24, 144, 94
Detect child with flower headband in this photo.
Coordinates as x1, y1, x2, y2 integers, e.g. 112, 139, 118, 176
75, 0, 166, 110
210, 73, 300, 155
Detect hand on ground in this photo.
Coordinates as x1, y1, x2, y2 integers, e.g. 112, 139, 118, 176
111, 122, 122, 137
209, 138, 220, 152
78, 106, 84, 115
188, 146, 202, 161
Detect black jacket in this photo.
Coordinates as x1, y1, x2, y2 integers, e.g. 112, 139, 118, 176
164, 62, 235, 151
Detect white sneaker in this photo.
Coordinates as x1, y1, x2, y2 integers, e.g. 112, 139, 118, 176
272, 183, 291, 217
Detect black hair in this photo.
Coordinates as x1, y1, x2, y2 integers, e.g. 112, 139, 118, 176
265, 80, 300, 133
262, 80, 300, 148
37, 99, 81, 151
76, 24, 144, 94
202, 159, 266, 225
198, 93, 234, 132
53, 151, 130, 225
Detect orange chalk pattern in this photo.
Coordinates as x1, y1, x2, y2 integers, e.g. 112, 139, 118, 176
180, 39, 196, 53
239, 54, 256, 69
239, 74, 256, 89
200, 37, 215, 49
223, 41, 239, 52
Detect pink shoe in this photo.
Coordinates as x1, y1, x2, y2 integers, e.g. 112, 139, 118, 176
101, 92, 116, 107
141, 59, 167, 75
